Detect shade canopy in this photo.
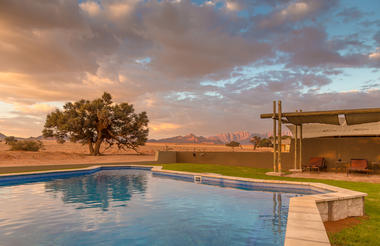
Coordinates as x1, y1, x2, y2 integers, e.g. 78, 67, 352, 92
261, 108, 380, 126
286, 120, 380, 138
345, 112, 380, 125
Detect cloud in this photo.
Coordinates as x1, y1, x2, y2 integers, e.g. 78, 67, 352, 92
13, 103, 57, 116
140, 1, 271, 78
0, 116, 44, 137
150, 123, 181, 132
278, 27, 370, 68
257, 0, 337, 29
80, 1, 101, 16
0, 0, 379, 138
225, 1, 241, 11
337, 7, 364, 22
369, 48, 380, 60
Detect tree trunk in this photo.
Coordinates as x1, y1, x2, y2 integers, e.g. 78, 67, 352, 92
88, 141, 95, 155
94, 138, 103, 156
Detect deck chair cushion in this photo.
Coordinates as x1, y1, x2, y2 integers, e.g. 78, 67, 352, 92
350, 159, 368, 170
309, 157, 324, 167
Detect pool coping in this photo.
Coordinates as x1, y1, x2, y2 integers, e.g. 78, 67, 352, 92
0, 165, 368, 246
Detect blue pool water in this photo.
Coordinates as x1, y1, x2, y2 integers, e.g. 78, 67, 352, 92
0, 169, 302, 246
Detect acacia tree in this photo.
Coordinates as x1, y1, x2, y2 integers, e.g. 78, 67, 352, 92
249, 136, 261, 150
42, 92, 149, 156
225, 141, 241, 152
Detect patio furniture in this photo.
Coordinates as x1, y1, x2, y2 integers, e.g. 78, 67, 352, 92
371, 162, 380, 173
302, 157, 326, 172
347, 159, 373, 175
332, 161, 349, 173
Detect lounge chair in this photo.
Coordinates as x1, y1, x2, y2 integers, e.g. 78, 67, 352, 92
303, 157, 326, 172
347, 159, 373, 175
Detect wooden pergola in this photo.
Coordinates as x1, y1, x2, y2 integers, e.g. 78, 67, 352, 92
260, 101, 380, 174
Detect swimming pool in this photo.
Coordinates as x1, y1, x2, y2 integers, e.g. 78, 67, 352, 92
0, 168, 320, 246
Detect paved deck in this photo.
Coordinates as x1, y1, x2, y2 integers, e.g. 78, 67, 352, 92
286, 171, 380, 183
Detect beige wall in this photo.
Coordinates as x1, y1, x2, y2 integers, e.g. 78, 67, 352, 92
156, 151, 177, 163
299, 137, 380, 171
175, 151, 293, 170
156, 136, 380, 172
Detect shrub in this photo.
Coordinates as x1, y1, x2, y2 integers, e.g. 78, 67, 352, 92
225, 141, 241, 151
9, 140, 43, 151
5, 136, 17, 145
258, 138, 273, 147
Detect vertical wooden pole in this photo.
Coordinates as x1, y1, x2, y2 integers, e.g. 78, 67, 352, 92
294, 124, 298, 170
273, 101, 277, 172
299, 123, 303, 170
278, 101, 282, 173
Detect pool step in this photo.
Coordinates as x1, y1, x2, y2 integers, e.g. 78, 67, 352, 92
194, 176, 202, 183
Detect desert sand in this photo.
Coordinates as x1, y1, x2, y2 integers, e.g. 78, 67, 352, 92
0, 140, 271, 167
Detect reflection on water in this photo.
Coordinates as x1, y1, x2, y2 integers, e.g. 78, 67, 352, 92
45, 171, 148, 210
272, 192, 284, 237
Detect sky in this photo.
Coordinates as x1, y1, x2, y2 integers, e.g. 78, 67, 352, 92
0, 0, 379, 138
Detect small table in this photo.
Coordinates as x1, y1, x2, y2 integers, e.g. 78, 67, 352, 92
333, 161, 348, 173
370, 162, 380, 173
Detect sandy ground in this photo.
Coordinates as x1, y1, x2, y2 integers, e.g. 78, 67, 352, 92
0, 141, 270, 167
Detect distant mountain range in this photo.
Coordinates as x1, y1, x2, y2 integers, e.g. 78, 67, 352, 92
148, 131, 267, 144
0, 131, 268, 144
0, 132, 44, 141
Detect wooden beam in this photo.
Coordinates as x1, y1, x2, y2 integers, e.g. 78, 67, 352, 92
260, 107, 380, 119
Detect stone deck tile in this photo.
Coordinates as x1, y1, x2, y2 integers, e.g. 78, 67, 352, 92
285, 238, 331, 246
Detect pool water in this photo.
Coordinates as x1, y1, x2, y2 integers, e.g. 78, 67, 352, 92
0, 170, 299, 246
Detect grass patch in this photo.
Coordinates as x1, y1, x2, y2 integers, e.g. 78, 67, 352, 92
162, 163, 380, 246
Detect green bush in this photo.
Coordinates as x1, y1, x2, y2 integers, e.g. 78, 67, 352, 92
9, 140, 43, 151
5, 136, 17, 145
258, 138, 273, 147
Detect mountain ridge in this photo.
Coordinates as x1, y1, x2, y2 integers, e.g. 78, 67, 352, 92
148, 131, 267, 144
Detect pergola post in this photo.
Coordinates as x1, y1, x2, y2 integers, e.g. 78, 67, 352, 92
299, 123, 303, 170
294, 124, 298, 170
278, 100, 282, 173
272, 101, 277, 172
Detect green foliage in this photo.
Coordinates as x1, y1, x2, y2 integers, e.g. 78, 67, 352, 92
225, 141, 241, 151
42, 92, 149, 156
9, 140, 43, 151
250, 136, 261, 150
258, 138, 273, 147
4, 136, 17, 145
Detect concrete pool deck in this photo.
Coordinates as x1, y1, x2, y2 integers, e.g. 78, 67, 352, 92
0, 164, 367, 246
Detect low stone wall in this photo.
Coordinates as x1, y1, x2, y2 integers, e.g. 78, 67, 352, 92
155, 151, 176, 163
156, 150, 294, 170
316, 195, 365, 221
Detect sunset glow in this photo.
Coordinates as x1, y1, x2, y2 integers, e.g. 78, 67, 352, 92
0, 0, 379, 138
